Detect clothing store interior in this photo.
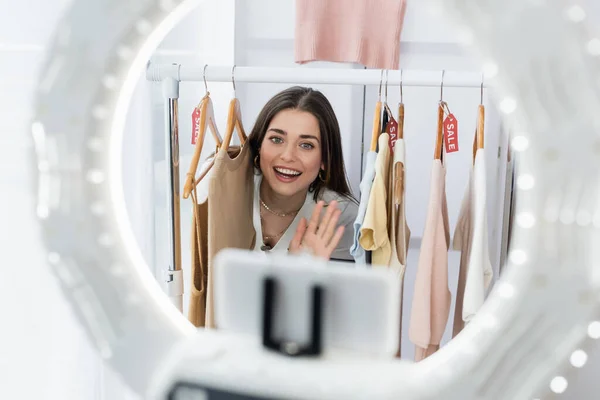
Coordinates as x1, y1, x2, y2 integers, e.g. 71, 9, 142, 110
9, 0, 600, 399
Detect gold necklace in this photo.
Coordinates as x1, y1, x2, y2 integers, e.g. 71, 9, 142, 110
260, 198, 300, 217
259, 208, 288, 240
262, 226, 287, 241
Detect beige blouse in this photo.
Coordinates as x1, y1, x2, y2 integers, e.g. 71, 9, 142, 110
408, 158, 451, 361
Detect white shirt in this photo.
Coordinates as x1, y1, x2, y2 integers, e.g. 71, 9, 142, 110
252, 174, 358, 261
453, 149, 493, 325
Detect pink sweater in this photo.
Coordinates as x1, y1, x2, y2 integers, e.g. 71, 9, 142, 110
295, 0, 407, 70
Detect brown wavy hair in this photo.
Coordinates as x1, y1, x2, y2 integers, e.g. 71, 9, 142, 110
247, 86, 355, 203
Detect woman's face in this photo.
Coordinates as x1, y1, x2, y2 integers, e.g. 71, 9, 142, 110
259, 108, 324, 198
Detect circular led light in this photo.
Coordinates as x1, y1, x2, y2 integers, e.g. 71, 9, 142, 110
482, 61, 499, 79
586, 38, 600, 56
569, 349, 588, 368
588, 321, 600, 339
576, 210, 592, 226
496, 282, 516, 298
92, 105, 109, 120
102, 74, 119, 89
550, 376, 568, 394
516, 212, 536, 228
517, 174, 535, 190
559, 209, 576, 225
500, 97, 517, 114
566, 5, 586, 22
31, 0, 600, 399
509, 249, 528, 265
593, 212, 600, 228
511, 135, 530, 152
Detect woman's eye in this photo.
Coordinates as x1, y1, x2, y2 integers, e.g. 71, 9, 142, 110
300, 142, 315, 150
269, 136, 283, 144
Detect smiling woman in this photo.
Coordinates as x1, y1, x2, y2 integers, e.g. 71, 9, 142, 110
247, 86, 358, 260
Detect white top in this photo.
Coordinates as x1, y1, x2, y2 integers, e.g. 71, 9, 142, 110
252, 174, 359, 261
350, 151, 378, 264
453, 149, 494, 323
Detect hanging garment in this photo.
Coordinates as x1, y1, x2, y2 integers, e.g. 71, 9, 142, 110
351, 106, 388, 264
388, 138, 411, 356
350, 151, 377, 264
252, 174, 358, 261
294, 0, 407, 69
204, 144, 256, 328
187, 151, 238, 327
381, 105, 390, 134
384, 107, 397, 228
408, 158, 451, 361
452, 149, 493, 336
188, 196, 208, 327
359, 133, 392, 266
187, 149, 240, 327
188, 171, 209, 327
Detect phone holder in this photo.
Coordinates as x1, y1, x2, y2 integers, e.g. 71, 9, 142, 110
262, 277, 323, 357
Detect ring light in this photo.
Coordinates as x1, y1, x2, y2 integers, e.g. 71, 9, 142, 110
31, 0, 600, 398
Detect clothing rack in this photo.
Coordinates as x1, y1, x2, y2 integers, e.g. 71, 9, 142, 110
147, 63, 489, 88
145, 62, 489, 313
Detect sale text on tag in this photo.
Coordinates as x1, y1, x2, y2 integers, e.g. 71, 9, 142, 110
191, 107, 201, 145
442, 102, 459, 153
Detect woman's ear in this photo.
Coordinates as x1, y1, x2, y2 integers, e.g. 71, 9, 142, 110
321, 162, 325, 170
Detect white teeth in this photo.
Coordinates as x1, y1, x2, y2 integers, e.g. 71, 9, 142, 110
275, 167, 301, 176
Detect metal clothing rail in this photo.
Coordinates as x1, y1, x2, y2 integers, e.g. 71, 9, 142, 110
146, 62, 487, 314
147, 63, 488, 88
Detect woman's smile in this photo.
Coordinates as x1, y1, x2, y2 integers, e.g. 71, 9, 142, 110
273, 166, 303, 183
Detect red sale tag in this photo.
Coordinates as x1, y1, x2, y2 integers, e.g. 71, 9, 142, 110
443, 113, 459, 153
191, 107, 201, 145
386, 115, 398, 155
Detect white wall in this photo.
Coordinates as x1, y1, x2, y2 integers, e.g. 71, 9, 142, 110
230, 0, 508, 360
143, 0, 236, 319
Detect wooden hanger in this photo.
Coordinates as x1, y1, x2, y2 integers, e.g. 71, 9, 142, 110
188, 67, 247, 191
223, 98, 247, 149
182, 94, 222, 199
472, 78, 485, 162
434, 102, 444, 160
222, 65, 247, 151
398, 69, 404, 139
434, 71, 445, 160
477, 78, 485, 150
472, 104, 485, 160
369, 70, 385, 152
182, 66, 223, 199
